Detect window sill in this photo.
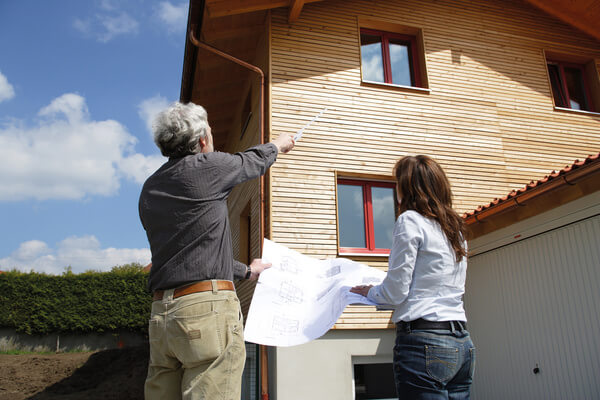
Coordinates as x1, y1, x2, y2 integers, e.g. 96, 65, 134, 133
361, 80, 431, 94
554, 106, 600, 117
338, 250, 390, 257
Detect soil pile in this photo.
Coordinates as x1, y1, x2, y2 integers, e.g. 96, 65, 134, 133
0, 345, 148, 400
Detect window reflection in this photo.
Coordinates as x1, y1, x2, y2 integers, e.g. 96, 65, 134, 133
360, 33, 384, 83
337, 184, 366, 248
371, 187, 395, 249
388, 40, 412, 86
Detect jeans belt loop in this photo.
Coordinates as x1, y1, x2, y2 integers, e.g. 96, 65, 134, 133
211, 279, 218, 294
450, 320, 456, 334
162, 289, 175, 304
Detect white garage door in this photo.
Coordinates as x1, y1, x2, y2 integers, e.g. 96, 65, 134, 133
465, 214, 600, 399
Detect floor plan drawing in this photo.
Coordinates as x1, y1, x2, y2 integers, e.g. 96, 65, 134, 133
244, 239, 386, 346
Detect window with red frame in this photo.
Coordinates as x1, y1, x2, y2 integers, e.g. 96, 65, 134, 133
337, 179, 396, 255
547, 60, 594, 111
360, 28, 421, 87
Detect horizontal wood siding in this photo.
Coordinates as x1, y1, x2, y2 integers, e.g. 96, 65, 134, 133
268, 0, 600, 329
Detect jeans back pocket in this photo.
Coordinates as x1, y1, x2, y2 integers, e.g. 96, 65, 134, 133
172, 312, 223, 366
425, 345, 459, 384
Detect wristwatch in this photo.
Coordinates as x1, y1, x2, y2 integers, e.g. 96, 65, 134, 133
245, 265, 252, 279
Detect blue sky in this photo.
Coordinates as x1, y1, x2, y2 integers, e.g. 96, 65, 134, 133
0, 0, 188, 274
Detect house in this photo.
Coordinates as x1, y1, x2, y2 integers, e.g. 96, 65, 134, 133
179, 0, 600, 398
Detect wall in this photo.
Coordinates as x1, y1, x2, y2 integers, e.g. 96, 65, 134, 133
268, 0, 600, 329
271, 329, 395, 400
225, 23, 271, 315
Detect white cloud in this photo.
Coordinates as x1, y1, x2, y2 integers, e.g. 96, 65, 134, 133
0, 71, 15, 103
0, 236, 151, 275
73, 12, 139, 43
138, 94, 169, 137
99, 0, 118, 11
0, 93, 165, 201
73, 18, 92, 35
156, 2, 188, 33
98, 12, 139, 42
118, 153, 165, 183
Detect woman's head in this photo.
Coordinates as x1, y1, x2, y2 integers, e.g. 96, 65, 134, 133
394, 155, 453, 214
394, 155, 467, 260
153, 102, 210, 158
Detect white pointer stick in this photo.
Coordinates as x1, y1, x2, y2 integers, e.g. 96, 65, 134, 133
294, 107, 328, 142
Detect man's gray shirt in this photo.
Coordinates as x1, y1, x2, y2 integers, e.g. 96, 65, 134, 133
139, 143, 278, 292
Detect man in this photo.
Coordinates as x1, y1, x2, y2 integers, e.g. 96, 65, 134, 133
139, 101, 294, 400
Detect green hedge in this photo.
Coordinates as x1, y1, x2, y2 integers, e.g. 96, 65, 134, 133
0, 264, 152, 335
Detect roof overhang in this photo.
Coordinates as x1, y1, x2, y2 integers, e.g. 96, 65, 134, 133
524, 0, 600, 42
464, 154, 600, 239
179, 0, 324, 150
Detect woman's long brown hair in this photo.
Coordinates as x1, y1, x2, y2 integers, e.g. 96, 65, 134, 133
394, 155, 467, 261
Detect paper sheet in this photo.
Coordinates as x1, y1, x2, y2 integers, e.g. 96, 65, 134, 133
243, 239, 386, 347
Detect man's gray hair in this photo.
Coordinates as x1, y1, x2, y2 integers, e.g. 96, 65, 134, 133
153, 102, 208, 158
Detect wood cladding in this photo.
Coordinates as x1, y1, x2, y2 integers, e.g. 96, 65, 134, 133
267, 0, 600, 329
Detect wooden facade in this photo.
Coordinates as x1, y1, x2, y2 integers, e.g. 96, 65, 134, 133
182, 0, 600, 330
268, 0, 600, 329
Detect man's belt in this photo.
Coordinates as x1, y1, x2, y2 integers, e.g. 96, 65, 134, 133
153, 280, 235, 301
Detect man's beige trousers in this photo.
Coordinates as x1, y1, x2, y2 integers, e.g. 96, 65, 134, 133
145, 283, 246, 400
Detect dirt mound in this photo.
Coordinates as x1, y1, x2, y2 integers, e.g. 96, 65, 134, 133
0, 345, 148, 400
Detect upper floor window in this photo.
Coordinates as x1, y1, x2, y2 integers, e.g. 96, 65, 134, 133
360, 28, 421, 87
547, 60, 593, 111
337, 178, 396, 255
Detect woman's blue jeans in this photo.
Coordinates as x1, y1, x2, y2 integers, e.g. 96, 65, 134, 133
393, 323, 475, 399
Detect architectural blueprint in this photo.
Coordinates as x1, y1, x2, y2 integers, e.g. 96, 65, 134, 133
244, 239, 386, 347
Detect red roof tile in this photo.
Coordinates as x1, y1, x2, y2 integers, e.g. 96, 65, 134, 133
463, 152, 600, 219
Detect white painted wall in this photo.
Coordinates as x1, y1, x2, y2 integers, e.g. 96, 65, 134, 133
271, 329, 395, 400
465, 192, 600, 399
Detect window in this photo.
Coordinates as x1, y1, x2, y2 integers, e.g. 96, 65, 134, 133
241, 343, 258, 400
544, 51, 600, 114
239, 202, 251, 265
337, 179, 396, 255
547, 60, 593, 111
354, 363, 396, 399
360, 28, 421, 87
240, 90, 252, 139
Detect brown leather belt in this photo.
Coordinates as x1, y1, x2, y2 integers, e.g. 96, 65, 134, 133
153, 280, 235, 301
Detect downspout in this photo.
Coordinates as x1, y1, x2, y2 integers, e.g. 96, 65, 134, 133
188, 26, 271, 400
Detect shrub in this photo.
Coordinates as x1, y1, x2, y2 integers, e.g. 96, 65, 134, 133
0, 264, 152, 335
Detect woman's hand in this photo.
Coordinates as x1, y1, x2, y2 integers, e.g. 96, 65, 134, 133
350, 284, 373, 297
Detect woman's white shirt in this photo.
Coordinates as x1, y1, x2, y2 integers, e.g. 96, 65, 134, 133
367, 210, 467, 323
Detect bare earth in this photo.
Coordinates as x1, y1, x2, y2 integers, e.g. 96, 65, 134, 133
0, 346, 148, 400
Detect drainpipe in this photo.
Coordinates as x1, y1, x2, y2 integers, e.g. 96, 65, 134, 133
188, 26, 271, 400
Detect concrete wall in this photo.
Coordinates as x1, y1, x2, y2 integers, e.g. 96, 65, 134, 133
271, 329, 395, 400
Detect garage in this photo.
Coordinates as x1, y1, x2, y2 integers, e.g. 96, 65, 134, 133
464, 173, 600, 398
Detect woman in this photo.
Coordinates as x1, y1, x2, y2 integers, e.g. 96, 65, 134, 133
351, 155, 475, 399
